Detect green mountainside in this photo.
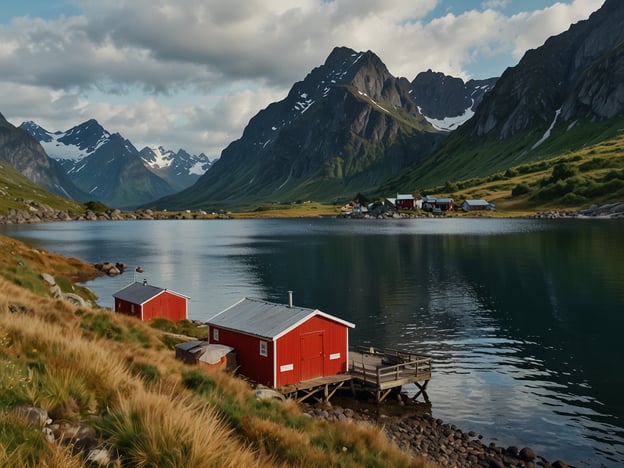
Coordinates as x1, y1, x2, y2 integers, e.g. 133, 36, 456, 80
0, 160, 82, 215
381, 0, 624, 206
397, 123, 624, 212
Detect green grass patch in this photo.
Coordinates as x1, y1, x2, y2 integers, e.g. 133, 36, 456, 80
126, 326, 151, 348
150, 318, 207, 340
181, 370, 217, 395
80, 313, 124, 341
130, 362, 161, 383
0, 415, 51, 466
1, 260, 48, 296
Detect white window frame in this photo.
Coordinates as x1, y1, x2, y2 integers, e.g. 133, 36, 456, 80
259, 340, 268, 357
213, 328, 219, 341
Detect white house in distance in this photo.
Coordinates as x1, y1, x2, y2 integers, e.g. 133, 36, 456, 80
462, 200, 495, 211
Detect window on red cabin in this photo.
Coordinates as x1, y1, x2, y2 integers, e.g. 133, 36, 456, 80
259, 340, 268, 357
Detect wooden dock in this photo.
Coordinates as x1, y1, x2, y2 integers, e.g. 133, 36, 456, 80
280, 374, 353, 403
278, 347, 432, 403
348, 346, 432, 402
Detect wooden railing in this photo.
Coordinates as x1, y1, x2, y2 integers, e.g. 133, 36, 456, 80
349, 346, 432, 389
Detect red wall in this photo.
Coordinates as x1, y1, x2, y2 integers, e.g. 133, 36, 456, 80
115, 298, 141, 319
143, 292, 187, 321
275, 315, 348, 387
115, 292, 187, 321
210, 326, 275, 387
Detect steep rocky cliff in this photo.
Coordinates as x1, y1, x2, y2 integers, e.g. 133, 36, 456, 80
468, 0, 624, 140
409, 70, 496, 123
0, 113, 84, 199
152, 47, 444, 209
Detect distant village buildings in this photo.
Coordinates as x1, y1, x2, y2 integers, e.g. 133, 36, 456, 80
462, 199, 495, 211
339, 193, 495, 216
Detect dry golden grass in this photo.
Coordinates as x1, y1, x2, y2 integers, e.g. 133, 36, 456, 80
0, 278, 431, 467
0, 278, 266, 467
100, 388, 261, 467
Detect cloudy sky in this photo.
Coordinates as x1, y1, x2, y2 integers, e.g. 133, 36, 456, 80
0, 0, 604, 157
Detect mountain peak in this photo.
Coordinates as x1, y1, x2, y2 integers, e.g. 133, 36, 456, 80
19, 121, 54, 142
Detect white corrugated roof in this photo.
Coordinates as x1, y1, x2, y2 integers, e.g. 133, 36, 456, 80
207, 298, 354, 340
112, 281, 189, 305
464, 199, 491, 206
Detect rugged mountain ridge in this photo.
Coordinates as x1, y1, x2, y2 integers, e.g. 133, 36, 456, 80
469, 0, 624, 141
0, 114, 85, 200
409, 71, 497, 130
20, 120, 210, 209
384, 0, 624, 191
20, 120, 175, 209
151, 47, 445, 209
139, 146, 212, 192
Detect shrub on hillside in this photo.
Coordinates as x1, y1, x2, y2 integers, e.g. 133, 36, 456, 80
511, 183, 530, 197
84, 200, 108, 213
550, 162, 578, 183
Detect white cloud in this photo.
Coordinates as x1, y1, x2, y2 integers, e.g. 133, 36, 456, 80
481, 0, 510, 10
0, 0, 605, 157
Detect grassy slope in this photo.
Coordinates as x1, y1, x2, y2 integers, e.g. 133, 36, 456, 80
432, 136, 624, 213
0, 233, 428, 467
380, 118, 624, 213
0, 161, 83, 215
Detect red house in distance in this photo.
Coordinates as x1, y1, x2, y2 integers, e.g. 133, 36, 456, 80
207, 293, 355, 388
395, 193, 416, 210
113, 280, 189, 321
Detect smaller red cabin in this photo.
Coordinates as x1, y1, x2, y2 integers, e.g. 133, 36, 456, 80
395, 193, 416, 210
113, 281, 188, 321
207, 295, 355, 388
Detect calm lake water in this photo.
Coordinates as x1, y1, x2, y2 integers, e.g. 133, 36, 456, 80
2, 218, 623, 466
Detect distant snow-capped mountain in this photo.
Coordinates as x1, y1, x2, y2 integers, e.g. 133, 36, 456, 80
20, 120, 212, 208
20, 119, 110, 162
139, 146, 212, 191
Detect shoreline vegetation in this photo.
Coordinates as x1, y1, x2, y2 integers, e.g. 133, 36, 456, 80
1, 199, 623, 225
0, 232, 576, 467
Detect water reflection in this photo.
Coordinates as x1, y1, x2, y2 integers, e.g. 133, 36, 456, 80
2, 218, 623, 465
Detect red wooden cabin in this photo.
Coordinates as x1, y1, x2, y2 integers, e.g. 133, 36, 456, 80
113, 280, 188, 321
395, 193, 416, 210
207, 295, 355, 388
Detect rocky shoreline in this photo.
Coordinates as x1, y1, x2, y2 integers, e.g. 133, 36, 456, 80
0, 202, 205, 224
302, 399, 570, 468
1, 200, 624, 224
533, 202, 624, 219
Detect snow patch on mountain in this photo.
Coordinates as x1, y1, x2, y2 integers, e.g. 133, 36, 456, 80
420, 103, 475, 132
358, 90, 390, 114
189, 161, 206, 176
532, 108, 562, 150
41, 131, 109, 161
143, 146, 175, 169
